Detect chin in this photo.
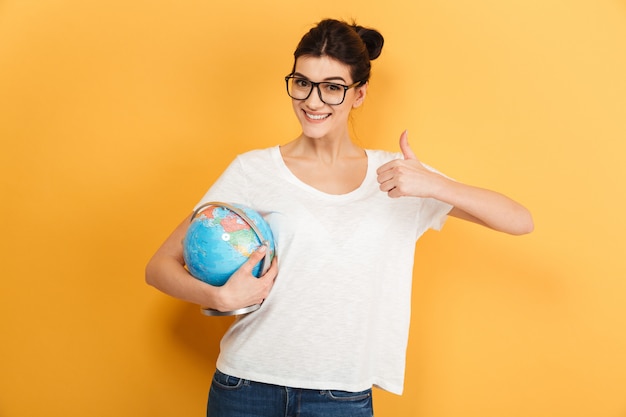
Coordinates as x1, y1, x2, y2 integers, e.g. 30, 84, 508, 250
297, 119, 325, 136
301, 126, 331, 140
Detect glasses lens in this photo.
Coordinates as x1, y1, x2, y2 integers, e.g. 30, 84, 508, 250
287, 78, 312, 100
318, 83, 345, 105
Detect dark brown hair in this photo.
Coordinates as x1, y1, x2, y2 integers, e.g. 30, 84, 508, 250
292, 19, 384, 85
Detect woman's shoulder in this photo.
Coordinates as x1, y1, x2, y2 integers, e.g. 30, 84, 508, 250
365, 148, 403, 164
234, 146, 280, 163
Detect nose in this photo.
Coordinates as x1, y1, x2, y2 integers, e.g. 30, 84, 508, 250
304, 85, 325, 109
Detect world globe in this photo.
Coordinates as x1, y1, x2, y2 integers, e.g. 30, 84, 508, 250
182, 202, 275, 287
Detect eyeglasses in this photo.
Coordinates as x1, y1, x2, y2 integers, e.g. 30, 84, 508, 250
285, 75, 362, 105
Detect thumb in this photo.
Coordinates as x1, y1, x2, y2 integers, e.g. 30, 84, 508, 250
243, 244, 268, 273
399, 130, 417, 160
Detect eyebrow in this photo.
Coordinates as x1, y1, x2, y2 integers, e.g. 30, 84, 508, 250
292, 72, 348, 83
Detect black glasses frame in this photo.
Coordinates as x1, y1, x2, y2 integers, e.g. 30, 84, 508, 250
284, 75, 362, 105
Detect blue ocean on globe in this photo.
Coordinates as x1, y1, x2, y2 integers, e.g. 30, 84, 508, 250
182, 203, 275, 286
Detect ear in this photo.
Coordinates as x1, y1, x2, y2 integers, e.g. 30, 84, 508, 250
352, 82, 368, 108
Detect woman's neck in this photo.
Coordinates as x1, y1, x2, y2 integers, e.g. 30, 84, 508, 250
279, 133, 368, 195
285, 133, 364, 164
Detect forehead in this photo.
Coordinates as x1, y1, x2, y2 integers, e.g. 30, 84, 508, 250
294, 55, 353, 82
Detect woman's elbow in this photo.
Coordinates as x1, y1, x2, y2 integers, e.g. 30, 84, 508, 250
144, 256, 160, 287
510, 209, 534, 235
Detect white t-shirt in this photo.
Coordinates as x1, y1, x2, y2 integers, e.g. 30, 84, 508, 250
195, 146, 452, 395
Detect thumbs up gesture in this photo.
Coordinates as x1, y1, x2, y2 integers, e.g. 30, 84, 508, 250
376, 130, 444, 198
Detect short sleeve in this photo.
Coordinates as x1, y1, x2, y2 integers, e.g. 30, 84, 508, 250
414, 162, 454, 239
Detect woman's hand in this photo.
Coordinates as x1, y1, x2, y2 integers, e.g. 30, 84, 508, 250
376, 130, 445, 199
213, 245, 278, 312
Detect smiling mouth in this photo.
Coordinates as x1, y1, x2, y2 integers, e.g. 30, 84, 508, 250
305, 112, 330, 120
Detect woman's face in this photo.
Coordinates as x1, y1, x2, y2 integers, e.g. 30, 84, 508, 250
290, 55, 367, 140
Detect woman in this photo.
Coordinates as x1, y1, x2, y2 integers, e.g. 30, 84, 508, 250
146, 18, 533, 417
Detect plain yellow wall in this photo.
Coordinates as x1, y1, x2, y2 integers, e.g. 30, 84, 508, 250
1, 0, 625, 416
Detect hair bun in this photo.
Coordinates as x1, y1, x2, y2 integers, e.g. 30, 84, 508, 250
353, 25, 384, 60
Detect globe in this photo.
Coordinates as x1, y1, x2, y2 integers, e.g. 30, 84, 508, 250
182, 202, 276, 287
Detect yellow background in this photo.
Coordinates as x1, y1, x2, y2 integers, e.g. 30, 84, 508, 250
1, 0, 625, 416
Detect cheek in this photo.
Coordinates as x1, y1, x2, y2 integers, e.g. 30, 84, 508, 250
333, 106, 352, 122
291, 100, 302, 116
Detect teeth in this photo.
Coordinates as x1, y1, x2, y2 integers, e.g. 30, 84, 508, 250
306, 112, 329, 120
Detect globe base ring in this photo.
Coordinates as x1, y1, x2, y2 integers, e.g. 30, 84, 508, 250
200, 303, 261, 316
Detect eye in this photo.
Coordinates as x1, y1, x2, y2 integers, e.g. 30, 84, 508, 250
294, 78, 311, 88
324, 83, 343, 92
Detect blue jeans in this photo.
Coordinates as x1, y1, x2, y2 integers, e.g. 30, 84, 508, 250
207, 369, 374, 417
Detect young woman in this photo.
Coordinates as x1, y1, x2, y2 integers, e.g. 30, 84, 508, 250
146, 18, 533, 417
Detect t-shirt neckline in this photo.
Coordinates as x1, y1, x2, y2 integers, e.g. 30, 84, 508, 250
271, 146, 373, 200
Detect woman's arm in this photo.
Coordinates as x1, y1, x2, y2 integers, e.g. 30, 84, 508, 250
145, 214, 277, 311
435, 181, 533, 235
376, 131, 534, 235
